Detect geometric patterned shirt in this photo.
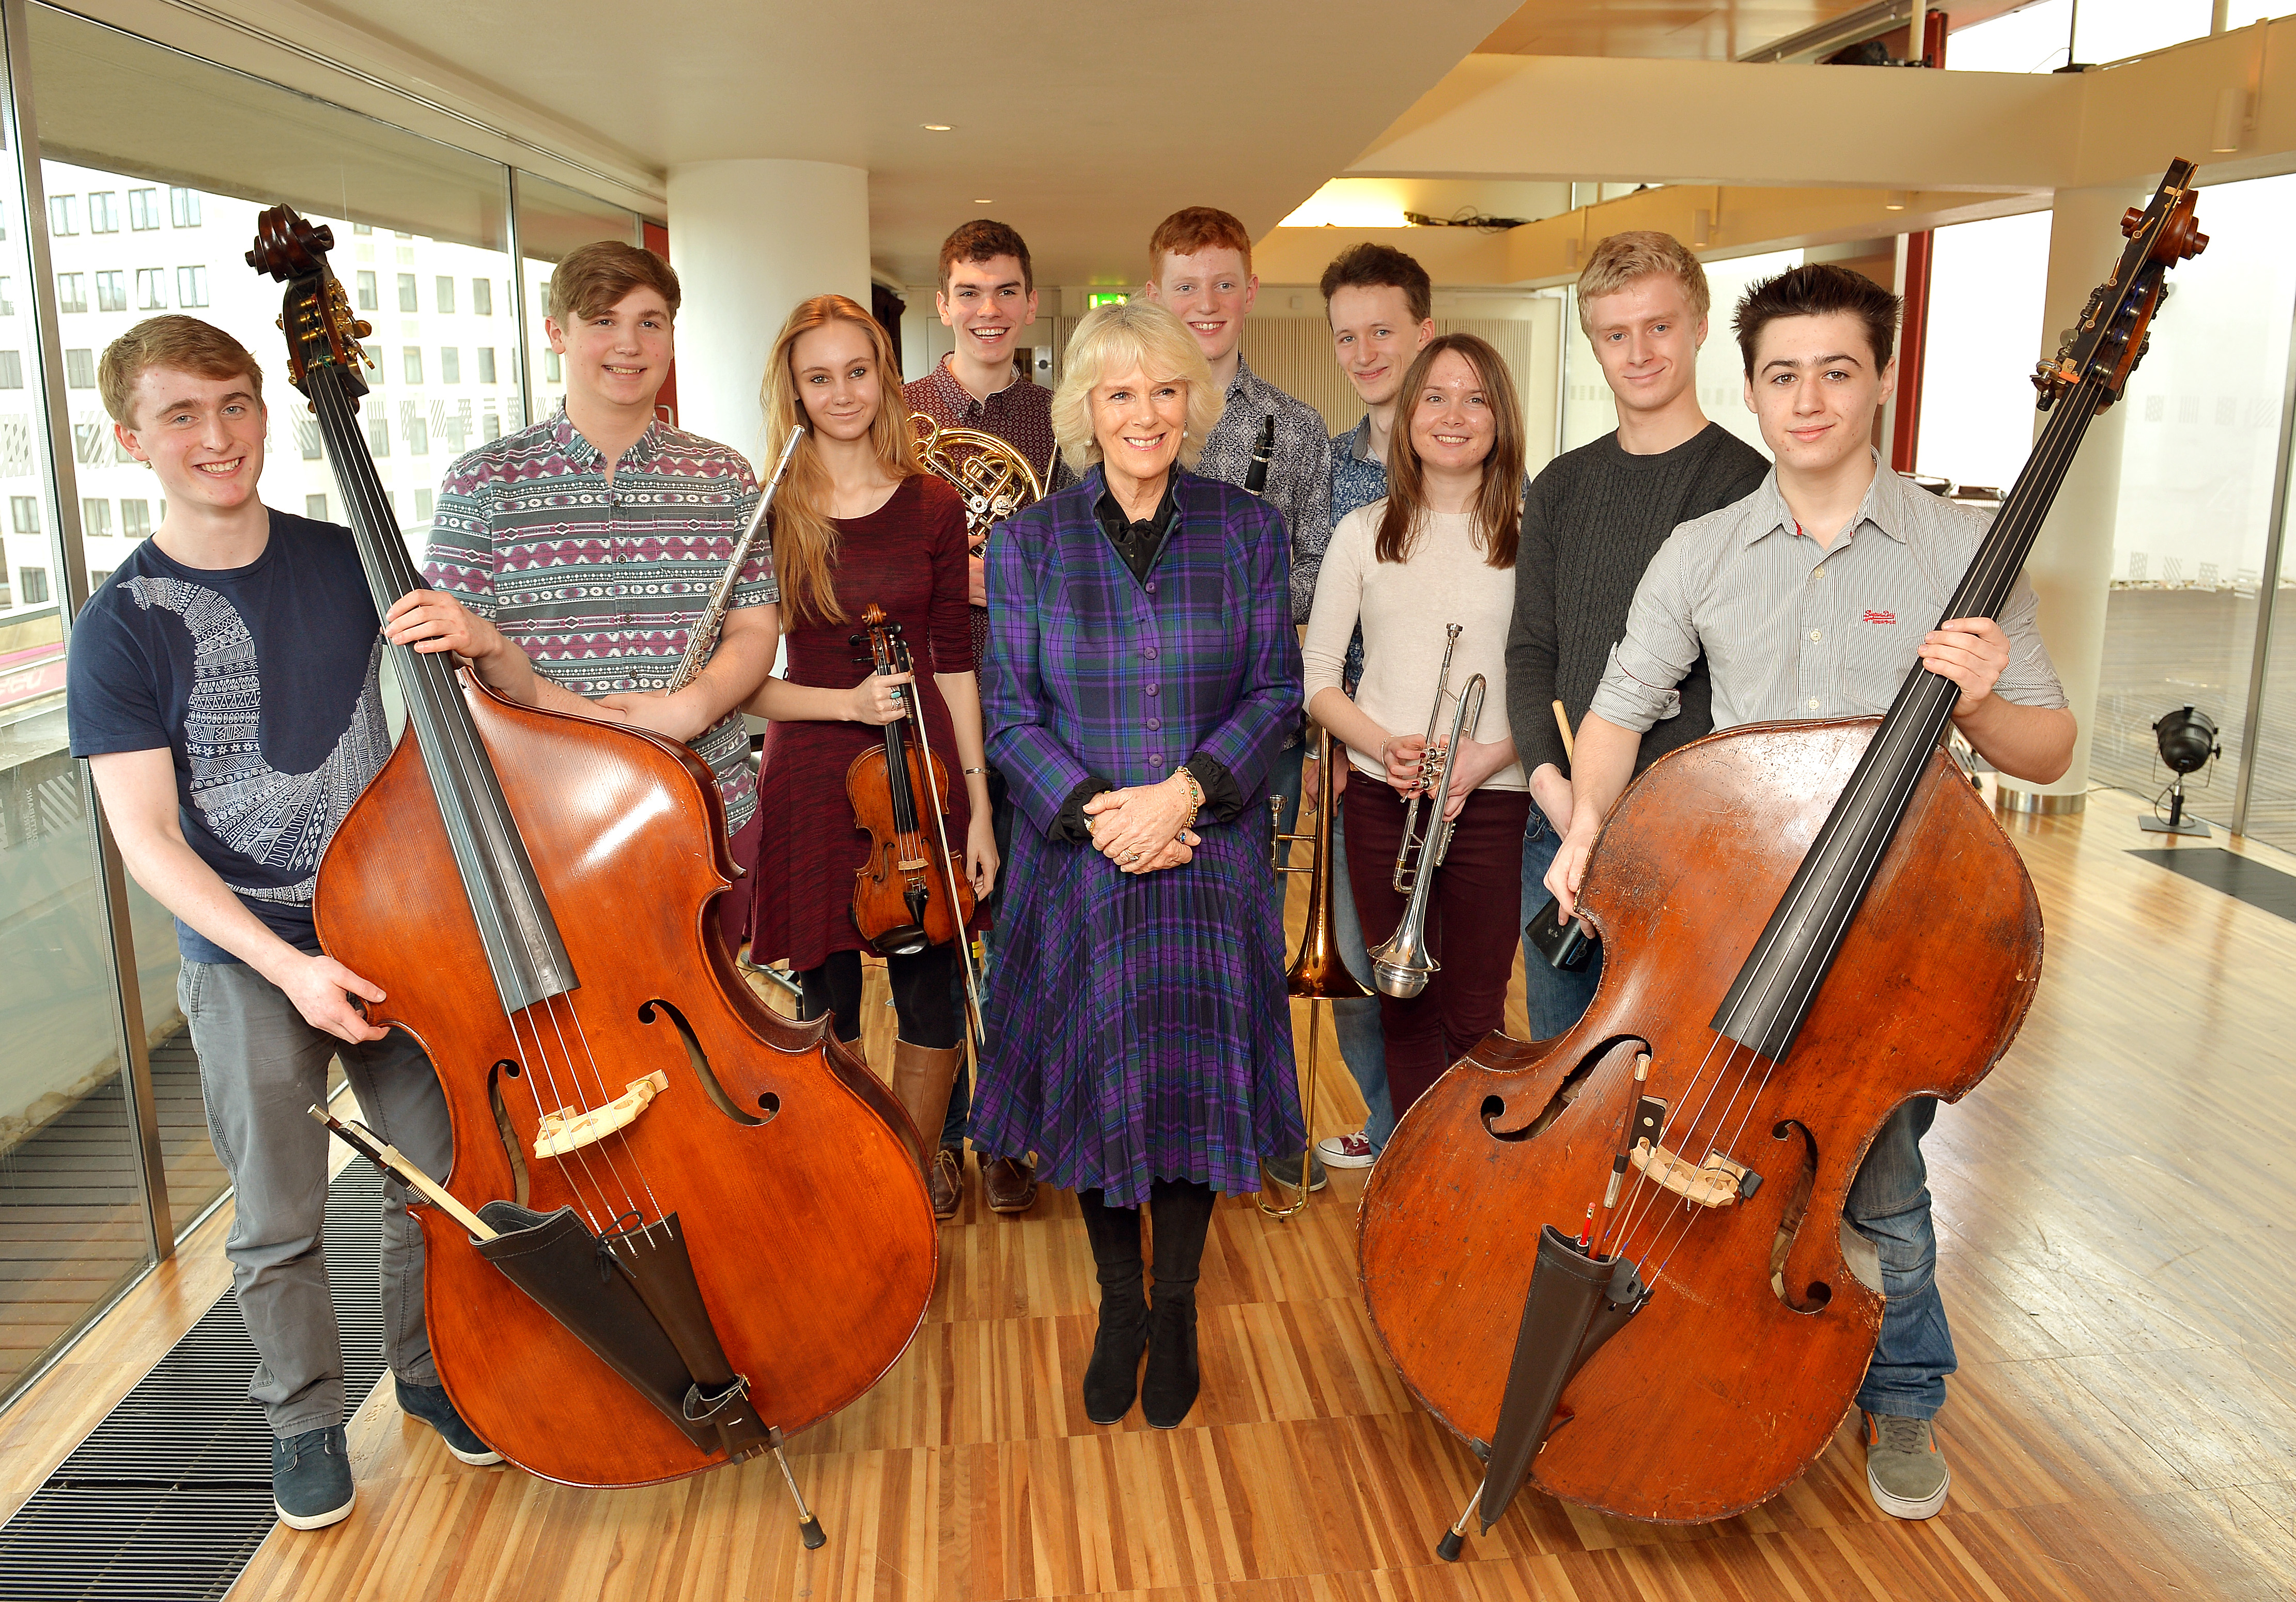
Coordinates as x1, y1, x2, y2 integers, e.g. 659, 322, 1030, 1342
423, 402, 776, 832
1194, 354, 1333, 625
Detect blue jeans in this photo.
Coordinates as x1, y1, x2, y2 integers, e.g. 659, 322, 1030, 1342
1326, 805, 1394, 1152
1848, 1096, 1956, 1419
1518, 804, 1603, 1041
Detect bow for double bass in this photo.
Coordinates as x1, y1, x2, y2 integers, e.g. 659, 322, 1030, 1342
1361, 159, 2207, 1541
251, 205, 937, 1513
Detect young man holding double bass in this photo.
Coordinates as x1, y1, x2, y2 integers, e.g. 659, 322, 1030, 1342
67, 316, 500, 1533
1548, 263, 2074, 1522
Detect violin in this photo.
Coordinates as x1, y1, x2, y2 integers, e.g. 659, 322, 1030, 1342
846, 602, 975, 959
251, 207, 937, 1504
1357, 162, 2207, 1534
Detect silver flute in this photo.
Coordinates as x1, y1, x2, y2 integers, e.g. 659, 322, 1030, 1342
665, 425, 804, 694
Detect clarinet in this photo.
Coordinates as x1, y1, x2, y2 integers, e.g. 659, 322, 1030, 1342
1244, 413, 1276, 495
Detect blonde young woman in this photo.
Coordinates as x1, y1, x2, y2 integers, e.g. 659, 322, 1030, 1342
743, 294, 996, 1212
969, 301, 1302, 1431
1300, 333, 1528, 1122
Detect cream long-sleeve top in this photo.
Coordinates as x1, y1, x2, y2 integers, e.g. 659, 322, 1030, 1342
1301, 500, 1526, 791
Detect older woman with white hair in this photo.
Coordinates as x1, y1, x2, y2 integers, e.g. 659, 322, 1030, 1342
968, 301, 1302, 1431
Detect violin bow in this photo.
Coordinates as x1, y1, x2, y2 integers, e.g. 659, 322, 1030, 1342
892, 637, 988, 1047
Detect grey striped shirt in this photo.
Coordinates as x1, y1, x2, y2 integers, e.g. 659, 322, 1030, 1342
1590, 456, 2066, 736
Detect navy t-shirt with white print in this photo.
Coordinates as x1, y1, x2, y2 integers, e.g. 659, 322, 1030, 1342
66, 509, 391, 965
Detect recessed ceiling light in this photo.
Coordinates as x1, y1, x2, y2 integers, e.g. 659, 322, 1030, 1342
922, 123, 953, 132
972, 198, 994, 205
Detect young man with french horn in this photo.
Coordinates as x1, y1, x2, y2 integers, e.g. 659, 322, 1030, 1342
900, 219, 1069, 1220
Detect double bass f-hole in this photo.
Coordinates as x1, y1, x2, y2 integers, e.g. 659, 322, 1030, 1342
844, 604, 985, 1041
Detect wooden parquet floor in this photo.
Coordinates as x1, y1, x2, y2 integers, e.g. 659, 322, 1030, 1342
4, 797, 2294, 1600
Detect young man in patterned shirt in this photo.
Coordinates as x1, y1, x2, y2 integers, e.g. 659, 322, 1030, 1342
69, 316, 499, 1532
397, 242, 779, 945
901, 218, 1070, 1220
1145, 206, 1334, 1194
1301, 244, 1436, 1174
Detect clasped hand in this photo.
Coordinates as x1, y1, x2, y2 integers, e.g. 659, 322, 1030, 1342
1378, 733, 1511, 820
1083, 775, 1199, 875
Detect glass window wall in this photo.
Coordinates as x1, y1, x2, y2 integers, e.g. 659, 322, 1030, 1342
0, 1, 660, 1407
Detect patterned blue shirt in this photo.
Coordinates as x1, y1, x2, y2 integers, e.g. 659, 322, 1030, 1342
1328, 417, 1390, 692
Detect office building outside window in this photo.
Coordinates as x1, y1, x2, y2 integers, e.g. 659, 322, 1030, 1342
56, 272, 85, 312
168, 186, 199, 226
121, 500, 151, 537
440, 347, 459, 384
477, 347, 495, 384
402, 347, 423, 384
356, 269, 377, 310
367, 415, 390, 456
46, 194, 74, 234
127, 186, 159, 229
0, 352, 20, 388
88, 192, 117, 232
472, 277, 492, 316
435, 275, 455, 314
94, 271, 125, 312
306, 494, 327, 520
397, 272, 417, 312
9, 496, 37, 533
174, 266, 206, 307
64, 350, 94, 388
17, 566, 45, 603
81, 499, 110, 536
134, 268, 165, 309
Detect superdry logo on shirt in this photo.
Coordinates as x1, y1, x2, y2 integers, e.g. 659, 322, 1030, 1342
1863, 610, 1898, 625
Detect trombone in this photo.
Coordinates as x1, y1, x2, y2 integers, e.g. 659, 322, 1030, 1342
1261, 722, 1372, 1218
1369, 624, 1486, 1001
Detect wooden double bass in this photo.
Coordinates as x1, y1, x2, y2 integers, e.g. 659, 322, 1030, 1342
250, 208, 938, 1494
1358, 162, 2206, 1529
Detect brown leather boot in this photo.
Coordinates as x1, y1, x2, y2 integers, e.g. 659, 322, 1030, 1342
889, 1039, 964, 1189
983, 1156, 1038, 1215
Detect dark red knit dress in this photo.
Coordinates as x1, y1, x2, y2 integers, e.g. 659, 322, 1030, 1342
746, 473, 979, 971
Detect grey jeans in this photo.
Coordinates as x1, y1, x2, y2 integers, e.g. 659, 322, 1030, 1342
180, 959, 453, 1439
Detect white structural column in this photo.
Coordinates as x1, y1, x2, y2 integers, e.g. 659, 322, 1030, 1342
2009, 182, 2147, 806
665, 159, 870, 468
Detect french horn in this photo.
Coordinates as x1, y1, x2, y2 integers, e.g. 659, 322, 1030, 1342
910, 411, 1046, 552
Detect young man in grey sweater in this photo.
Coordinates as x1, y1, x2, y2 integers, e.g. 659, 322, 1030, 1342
1506, 232, 1769, 1036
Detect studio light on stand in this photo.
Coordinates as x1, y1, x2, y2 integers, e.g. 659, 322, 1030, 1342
2141, 705, 2219, 838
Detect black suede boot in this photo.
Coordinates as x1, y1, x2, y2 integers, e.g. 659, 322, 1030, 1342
1076, 1188, 1150, 1425
1141, 1178, 1216, 1430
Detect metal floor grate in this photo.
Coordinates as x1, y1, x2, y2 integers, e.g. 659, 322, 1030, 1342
0, 1161, 387, 1601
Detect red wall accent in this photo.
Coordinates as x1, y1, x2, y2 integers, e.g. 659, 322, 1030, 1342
644, 218, 677, 427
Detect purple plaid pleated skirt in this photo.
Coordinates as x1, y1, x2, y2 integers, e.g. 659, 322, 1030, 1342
969, 810, 1303, 1208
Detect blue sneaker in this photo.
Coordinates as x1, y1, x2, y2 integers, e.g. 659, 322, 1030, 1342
272, 1424, 354, 1530
394, 1376, 503, 1466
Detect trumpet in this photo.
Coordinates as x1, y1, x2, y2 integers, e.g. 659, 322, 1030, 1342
1369, 624, 1486, 1000
1261, 722, 1372, 1218
910, 412, 1046, 553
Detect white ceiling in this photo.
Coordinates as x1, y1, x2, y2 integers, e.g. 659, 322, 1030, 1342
273, 0, 1526, 285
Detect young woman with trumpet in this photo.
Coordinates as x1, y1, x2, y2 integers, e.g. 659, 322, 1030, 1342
1300, 333, 1528, 1121
743, 294, 996, 1208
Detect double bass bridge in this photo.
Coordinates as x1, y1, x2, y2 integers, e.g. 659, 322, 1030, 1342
534, 1070, 670, 1159
1628, 1140, 1762, 1209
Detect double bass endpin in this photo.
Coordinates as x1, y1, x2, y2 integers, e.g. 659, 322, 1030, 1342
766, 1427, 828, 1550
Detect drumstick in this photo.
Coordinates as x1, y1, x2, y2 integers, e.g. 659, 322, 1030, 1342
1553, 699, 1575, 763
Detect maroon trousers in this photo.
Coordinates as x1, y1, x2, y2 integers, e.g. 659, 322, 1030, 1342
1343, 781, 1530, 1116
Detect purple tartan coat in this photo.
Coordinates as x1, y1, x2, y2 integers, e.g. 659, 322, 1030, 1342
970, 466, 1305, 1206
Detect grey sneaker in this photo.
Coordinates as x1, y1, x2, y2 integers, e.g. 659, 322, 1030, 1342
395, 1376, 504, 1466
1864, 1410, 1950, 1519
1264, 1149, 1327, 1192
272, 1424, 354, 1530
